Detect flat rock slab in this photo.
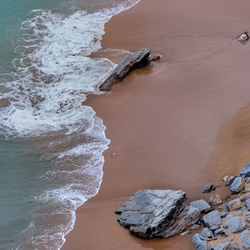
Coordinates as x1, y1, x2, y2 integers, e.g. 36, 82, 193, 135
116, 189, 200, 239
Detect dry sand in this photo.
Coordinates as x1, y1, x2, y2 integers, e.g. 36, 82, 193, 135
63, 0, 250, 249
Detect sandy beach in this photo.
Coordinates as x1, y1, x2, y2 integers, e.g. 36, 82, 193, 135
63, 0, 250, 249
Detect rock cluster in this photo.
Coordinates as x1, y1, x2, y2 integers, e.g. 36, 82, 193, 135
115, 163, 250, 249
192, 163, 250, 250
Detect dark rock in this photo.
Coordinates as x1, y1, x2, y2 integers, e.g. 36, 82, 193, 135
203, 211, 222, 230
226, 217, 246, 233
190, 199, 211, 212
230, 177, 245, 193
200, 228, 215, 241
202, 183, 216, 193
245, 198, 250, 211
209, 194, 222, 207
116, 189, 201, 239
240, 163, 250, 177
227, 198, 242, 211
239, 230, 250, 249
99, 48, 152, 91
192, 233, 208, 250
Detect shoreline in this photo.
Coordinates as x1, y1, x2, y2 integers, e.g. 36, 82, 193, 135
63, 0, 250, 249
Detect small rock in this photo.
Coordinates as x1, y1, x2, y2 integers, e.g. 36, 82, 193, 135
191, 224, 201, 230
209, 241, 230, 250
227, 198, 242, 211
224, 176, 236, 186
190, 199, 211, 212
214, 227, 228, 237
239, 230, 250, 249
246, 212, 250, 222
203, 211, 222, 230
229, 243, 242, 250
180, 231, 190, 236
220, 211, 228, 218
209, 194, 222, 207
245, 183, 250, 192
192, 233, 208, 250
200, 228, 215, 241
202, 183, 216, 193
240, 163, 250, 177
226, 217, 246, 233
230, 177, 245, 193
236, 31, 249, 41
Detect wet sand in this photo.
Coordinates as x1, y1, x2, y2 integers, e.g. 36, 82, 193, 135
63, 0, 250, 249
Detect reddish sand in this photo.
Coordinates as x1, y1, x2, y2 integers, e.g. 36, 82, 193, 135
63, 0, 250, 249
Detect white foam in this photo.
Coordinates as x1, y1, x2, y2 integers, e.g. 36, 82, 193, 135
0, 0, 141, 249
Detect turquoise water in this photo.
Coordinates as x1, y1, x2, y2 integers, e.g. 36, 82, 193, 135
0, 0, 138, 249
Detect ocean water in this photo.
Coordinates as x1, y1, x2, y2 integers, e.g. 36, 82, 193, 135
0, 0, 139, 249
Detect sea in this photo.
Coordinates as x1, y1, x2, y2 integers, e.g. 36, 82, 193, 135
0, 0, 139, 249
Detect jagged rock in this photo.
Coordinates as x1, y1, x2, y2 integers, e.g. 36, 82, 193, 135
223, 176, 235, 186
230, 177, 245, 193
116, 189, 201, 239
240, 163, 250, 177
99, 48, 152, 91
202, 183, 216, 193
226, 217, 246, 233
190, 200, 211, 212
203, 211, 222, 230
227, 198, 242, 211
209, 241, 230, 250
239, 230, 250, 249
209, 194, 222, 207
200, 228, 215, 241
192, 233, 209, 250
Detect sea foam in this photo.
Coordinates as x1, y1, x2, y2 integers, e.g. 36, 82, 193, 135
0, 0, 140, 249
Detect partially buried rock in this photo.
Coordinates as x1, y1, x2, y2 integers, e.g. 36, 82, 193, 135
202, 183, 216, 193
240, 163, 250, 177
116, 189, 201, 239
227, 198, 242, 211
230, 177, 245, 193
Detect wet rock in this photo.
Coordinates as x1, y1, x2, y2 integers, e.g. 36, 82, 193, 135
239, 230, 250, 249
240, 163, 250, 177
190, 199, 211, 212
192, 233, 208, 250
227, 198, 242, 211
202, 183, 216, 193
209, 194, 222, 207
230, 177, 245, 193
226, 217, 246, 233
203, 211, 222, 230
200, 228, 215, 241
209, 241, 230, 250
116, 189, 201, 239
